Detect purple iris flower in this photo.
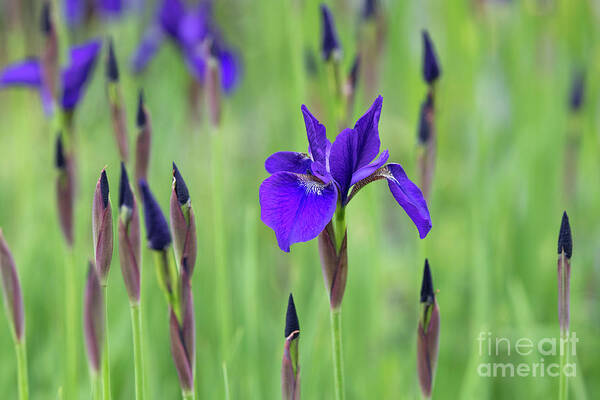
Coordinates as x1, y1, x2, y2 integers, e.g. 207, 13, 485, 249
131, 0, 240, 94
259, 96, 432, 252
65, 0, 128, 26
0, 39, 101, 113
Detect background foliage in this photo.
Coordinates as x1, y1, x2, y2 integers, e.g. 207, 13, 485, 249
0, 0, 598, 398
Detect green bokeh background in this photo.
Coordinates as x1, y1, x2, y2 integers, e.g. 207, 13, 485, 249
0, 0, 598, 398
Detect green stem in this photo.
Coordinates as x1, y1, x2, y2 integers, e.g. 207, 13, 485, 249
333, 207, 346, 251
211, 128, 231, 357
182, 390, 195, 400
329, 307, 345, 400
130, 304, 145, 400
92, 374, 102, 400
559, 329, 569, 400
101, 286, 111, 400
15, 340, 29, 400
65, 247, 77, 399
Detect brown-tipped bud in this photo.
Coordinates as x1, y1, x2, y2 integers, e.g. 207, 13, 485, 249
135, 90, 151, 184
0, 230, 25, 342
107, 43, 129, 162
317, 222, 348, 310
558, 211, 572, 333
169, 271, 196, 394
282, 294, 300, 400
83, 262, 105, 374
118, 163, 141, 303
56, 134, 74, 247
417, 259, 440, 399
170, 163, 197, 277
41, 1, 58, 100
92, 169, 114, 285
205, 50, 222, 128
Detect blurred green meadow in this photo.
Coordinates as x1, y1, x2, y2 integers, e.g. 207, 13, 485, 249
0, 0, 599, 398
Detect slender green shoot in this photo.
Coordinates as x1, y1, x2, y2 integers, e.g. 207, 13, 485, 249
15, 340, 29, 400
330, 307, 345, 400
130, 304, 145, 400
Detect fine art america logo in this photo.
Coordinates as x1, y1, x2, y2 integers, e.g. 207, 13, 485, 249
477, 331, 578, 378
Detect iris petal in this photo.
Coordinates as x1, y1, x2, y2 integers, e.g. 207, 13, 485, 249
350, 149, 389, 187
219, 49, 240, 94
61, 40, 102, 110
131, 26, 165, 74
383, 164, 432, 239
0, 59, 43, 88
265, 152, 312, 174
301, 105, 330, 165
259, 172, 338, 252
158, 0, 186, 39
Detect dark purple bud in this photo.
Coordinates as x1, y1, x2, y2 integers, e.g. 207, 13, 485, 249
558, 211, 572, 259
285, 293, 300, 340
170, 164, 197, 276
119, 162, 134, 210
320, 4, 341, 61
118, 165, 141, 303
172, 163, 189, 205
422, 30, 441, 84
135, 90, 151, 184
55, 134, 66, 169
136, 89, 146, 128
349, 55, 360, 92
83, 262, 105, 374
417, 93, 433, 144
106, 38, 120, 82
139, 180, 172, 250
0, 230, 25, 342
282, 293, 300, 400
92, 169, 114, 284
569, 72, 585, 112
41, 2, 52, 35
362, 0, 377, 20
420, 259, 434, 304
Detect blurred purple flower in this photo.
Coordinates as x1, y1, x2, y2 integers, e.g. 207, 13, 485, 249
131, 0, 241, 94
0, 39, 101, 112
320, 4, 340, 61
65, 0, 129, 26
422, 30, 441, 84
259, 96, 432, 252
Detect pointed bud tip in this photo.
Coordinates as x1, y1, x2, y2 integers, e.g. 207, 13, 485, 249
106, 38, 119, 82
136, 89, 146, 127
100, 169, 109, 208
55, 134, 66, 169
172, 163, 190, 205
422, 30, 441, 84
558, 211, 572, 259
569, 72, 585, 111
420, 259, 435, 304
320, 3, 340, 61
119, 162, 134, 209
139, 179, 172, 250
285, 293, 300, 339
41, 2, 52, 35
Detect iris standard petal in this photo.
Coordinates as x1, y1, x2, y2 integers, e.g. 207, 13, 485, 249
265, 152, 313, 175
61, 40, 102, 110
259, 172, 338, 252
352, 95, 382, 166
158, 0, 186, 39
131, 25, 165, 74
301, 105, 330, 165
350, 149, 389, 187
0, 59, 43, 87
383, 163, 432, 238
219, 49, 240, 94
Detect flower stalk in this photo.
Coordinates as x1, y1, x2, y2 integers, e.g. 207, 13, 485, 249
83, 262, 105, 400
0, 230, 29, 400
558, 211, 572, 400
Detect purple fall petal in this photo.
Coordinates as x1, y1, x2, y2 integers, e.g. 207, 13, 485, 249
61, 40, 102, 110
329, 96, 383, 199
131, 26, 165, 74
265, 152, 313, 175
383, 164, 432, 239
0, 59, 43, 87
300, 105, 330, 165
259, 172, 338, 252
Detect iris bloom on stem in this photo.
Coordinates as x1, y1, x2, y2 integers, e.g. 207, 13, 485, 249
0, 39, 101, 117
131, 0, 240, 95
